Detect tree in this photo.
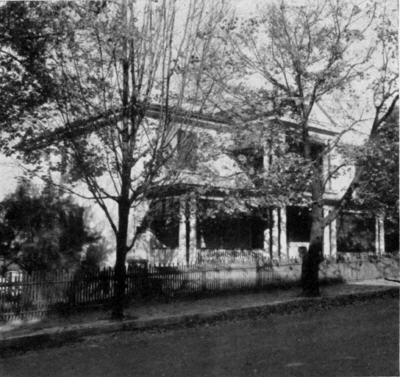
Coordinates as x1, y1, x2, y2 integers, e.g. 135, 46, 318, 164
352, 106, 399, 218
0, 2, 66, 129
0, 179, 98, 274
219, 0, 398, 295
346, 106, 399, 252
10, 0, 227, 318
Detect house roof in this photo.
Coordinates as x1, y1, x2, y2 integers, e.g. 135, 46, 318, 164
17, 104, 229, 152
18, 103, 338, 152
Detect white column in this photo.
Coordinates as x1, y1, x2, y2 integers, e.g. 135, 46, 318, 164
272, 208, 279, 259
330, 218, 337, 257
279, 207, 288, 259
264, 224, 271, 258
146, 224, 153, 263
323, 143, 332, 192
323, 206, 331, 257
379, 217, 385, 254
263, 140, 272, 172
178, 197, 187, 265
188, 193, 197, 265
375, 215, 385, 255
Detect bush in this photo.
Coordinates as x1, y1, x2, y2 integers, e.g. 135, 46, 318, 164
80, 241, 110, 272
0, 180, 99, 273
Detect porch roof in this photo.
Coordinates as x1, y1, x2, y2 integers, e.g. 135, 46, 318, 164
146, 182, 343, 209
146, 182, 264, 199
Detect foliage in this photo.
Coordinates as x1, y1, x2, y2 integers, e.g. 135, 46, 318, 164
337, 212, 375, 253
353, 107, 399, 219
0, 179, 99, 273
214, 0, 398, 295
0, 2, 66, 127
217, 0, 398, 207
205, 0, 380, 216
11, 0, 227, 227
350, 106, 399, 248
79, 240, 110, 273
4, 0, 228, 318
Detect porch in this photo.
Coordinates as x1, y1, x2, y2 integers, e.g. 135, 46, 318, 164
135, 195, 361, 265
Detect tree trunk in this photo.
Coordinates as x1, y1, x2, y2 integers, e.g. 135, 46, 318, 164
301, 170, 324, 296
301, 201, 324, 296
301, 115, 324, 296
111, 190, 130, 320
112, 235, 127, 320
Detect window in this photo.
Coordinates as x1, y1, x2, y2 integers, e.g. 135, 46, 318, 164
231, 147, 264, 175
177, 130, 197, 170
287, 206, 312, 242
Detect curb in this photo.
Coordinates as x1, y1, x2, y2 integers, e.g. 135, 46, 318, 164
385, 277, 400, 283
0, 287, 398, 356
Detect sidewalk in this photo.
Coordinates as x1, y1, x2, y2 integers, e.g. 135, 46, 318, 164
0, 279, 398, 355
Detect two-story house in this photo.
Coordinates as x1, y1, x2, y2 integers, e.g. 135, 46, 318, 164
15, 104, 388, 266
127, 107, 386, 265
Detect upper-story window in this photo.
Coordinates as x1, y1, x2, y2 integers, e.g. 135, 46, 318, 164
176, 129, 197, 170
231, 147, 264, 176
286, 132, 325, 167
286, 132, 334, 190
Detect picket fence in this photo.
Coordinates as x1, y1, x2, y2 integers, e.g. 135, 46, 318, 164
0, 264, 284, 321
0, 261, 371, 321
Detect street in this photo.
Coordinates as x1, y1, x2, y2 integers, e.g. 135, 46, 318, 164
0, 296, 398, 377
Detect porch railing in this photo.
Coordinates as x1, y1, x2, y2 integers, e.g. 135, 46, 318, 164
196, 248, 269, 265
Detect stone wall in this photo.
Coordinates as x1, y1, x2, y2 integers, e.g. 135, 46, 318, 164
185, 256, 399, 290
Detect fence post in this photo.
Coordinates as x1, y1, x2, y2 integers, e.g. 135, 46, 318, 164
201, 267, 207, 292
255, 264, 261, 290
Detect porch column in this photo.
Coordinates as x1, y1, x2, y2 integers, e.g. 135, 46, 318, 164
375, 215, 385, 255
330, 217, 337, 257
272, 208, 279, 259
323, 143, 332, 192
380, 217, 385, 254
323, 206, 331, 258
263, 223, 271, 258
263, 140, 272, 172
145, 223, 153, 263
279, 207, 288, 259
178, 197, 187, 265
323, 205, 337, 258
188, 193, 197, 265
